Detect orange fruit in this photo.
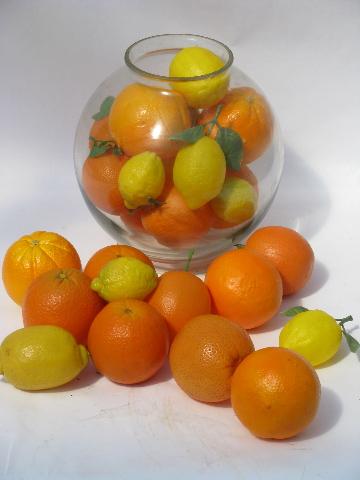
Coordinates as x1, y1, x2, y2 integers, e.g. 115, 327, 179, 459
148, 271, 212, 339
198, 87, 273, 164
87, 299, 169, 384
82, 152, 127, 215
84, 244, 154, 280
141, 185, 212, 247
109, 83, 191, 160
205, 248, 282, 329
22, 268, 105, 344
246, 226, 315, 296
231, 347, 321, 439
169, 314, 254, 403
89, 116, 113, 146
2, 231, 81, 305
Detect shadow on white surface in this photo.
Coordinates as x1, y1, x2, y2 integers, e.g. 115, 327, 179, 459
297, 259, 329, 298
317, 338, 351, 369
263, 146, 331, 239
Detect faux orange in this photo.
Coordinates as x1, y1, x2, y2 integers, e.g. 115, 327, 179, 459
246, 226, 315, 296
22, 268, 105, 344
87, 299, 169, 384
205, 248, 283, 329
109, 83, 191, 160
2, 231, 81, 305
84, 244, 154, 280
198, 87, 273, 164
231, 347, 321, 439
169, 314, 254, 403
148, 270, 212, 339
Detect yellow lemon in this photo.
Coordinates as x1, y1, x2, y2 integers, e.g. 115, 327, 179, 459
0, 325, 88, 391
169, 46, 229, 108
279, 310, 342, 366
91, 256, 158, 302
118, 151, 165, 209
173, 136, 226, 209
211, 177, 257, 224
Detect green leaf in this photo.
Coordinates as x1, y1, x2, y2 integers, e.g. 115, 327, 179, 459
282, 306, 309, 317
170, 125, 205, 144
92, 96, 115, 121
216, 127, 243, 171
89, 142, 111, 157
343, 331, 360, 353
184, 249, 195, 272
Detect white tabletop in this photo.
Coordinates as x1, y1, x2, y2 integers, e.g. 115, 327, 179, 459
1, 1, 360, 479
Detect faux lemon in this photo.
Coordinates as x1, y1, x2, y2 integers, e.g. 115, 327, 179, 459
169, 46, 229, 108
91, 256, 158, 302
0, 325, 88, 390
173, 136, 226, 209
279, 309, 342, 366
118, 151, 165, 209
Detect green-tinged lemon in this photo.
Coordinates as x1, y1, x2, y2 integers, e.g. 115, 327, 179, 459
118, 151, 165, 209
211, 177, 257, 224
0, 325, 88, 391
169, 46, 229, 108
173, 136, 226, 209
91, 256, 158, 302
279, 309, 342, 366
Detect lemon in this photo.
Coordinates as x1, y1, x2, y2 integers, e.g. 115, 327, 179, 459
211, 178, 257, 224
118, 151, 165, 209
279, 310, 342, 366
169, 46, 230, 108
91, 256, 158, 302
0, 325, 88, 391
173, 136, 226, 209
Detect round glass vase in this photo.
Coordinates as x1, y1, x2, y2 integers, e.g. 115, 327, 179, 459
74, 34, 284, 271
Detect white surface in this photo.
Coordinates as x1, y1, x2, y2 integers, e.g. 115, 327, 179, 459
1, 1, 360, 479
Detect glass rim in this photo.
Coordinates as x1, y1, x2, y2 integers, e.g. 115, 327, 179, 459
124, 34, 234, 82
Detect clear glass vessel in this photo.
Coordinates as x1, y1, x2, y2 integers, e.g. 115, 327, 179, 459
74, 34, 284, 271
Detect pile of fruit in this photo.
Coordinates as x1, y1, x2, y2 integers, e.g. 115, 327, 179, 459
82, 45, 274, 247
1, 226, 358, 441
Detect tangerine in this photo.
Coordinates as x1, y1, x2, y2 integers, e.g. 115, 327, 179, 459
205, 248, 282, 329
2, 231, 81, 305
231, 347, 321, 439
246, 226, 315, 295
87, 299, 169, 384
22, 268, 105, 344
169, 314, 254, 403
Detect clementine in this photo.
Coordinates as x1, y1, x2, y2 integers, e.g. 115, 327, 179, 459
141, 185, 212, 247
246, 226, 315, 296
231, 347, 321, 439
198, 87, 273, 164
89, 116, 113, 147
22, 268, 105, 344
148, 271, 211, 339
169, 314, 254, 403
84, 244, 154, 280
2, 231, 81, 305
109, 83, 191, 160
87, 299, 169, 384
205, 248, 283, 329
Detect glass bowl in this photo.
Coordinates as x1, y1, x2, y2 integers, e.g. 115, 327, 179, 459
74, 34, 284, 271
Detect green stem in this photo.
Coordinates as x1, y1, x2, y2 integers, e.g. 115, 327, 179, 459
184, 249, 195, 272
335, 315, 360, 353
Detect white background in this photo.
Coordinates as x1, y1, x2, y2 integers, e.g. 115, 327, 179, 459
1, 1, 360, 479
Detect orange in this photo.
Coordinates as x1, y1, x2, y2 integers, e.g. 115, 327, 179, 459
231, 347, 321, 439
148, 271, 212, 339
169, 314, 254, 403
2, 231, 81, 305
246, 226, 315, 296
89, 116, 113, 146
87, 299, 169, 384
22, 268, 105, 344
198, 87, 273, 164
84, 244, 154, 280
141, 185, 212, 247
109, 83, 191, 160
82, 152, 127, 215
205, 248, 282, 329
210, 166, 259, 229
